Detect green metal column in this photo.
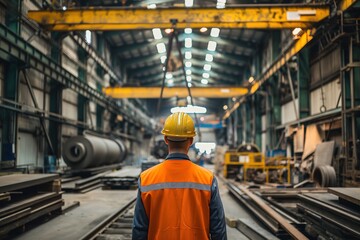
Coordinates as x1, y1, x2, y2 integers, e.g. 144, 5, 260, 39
254, 94, 262, 149
49, 32, 64, 158
341, 37, 360, 185
1, 0, 21, 167
77, 46, 88, 134
96, 33, 104, 131
297, 47, 310, 119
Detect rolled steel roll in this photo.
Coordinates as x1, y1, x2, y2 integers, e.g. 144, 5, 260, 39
313, 165, 336, 187
63, 135, 127, 169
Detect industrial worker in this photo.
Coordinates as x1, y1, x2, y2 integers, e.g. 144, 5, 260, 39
132, 112, 227, 240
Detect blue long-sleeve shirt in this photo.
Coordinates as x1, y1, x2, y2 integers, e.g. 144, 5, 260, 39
132, 153, 227, 240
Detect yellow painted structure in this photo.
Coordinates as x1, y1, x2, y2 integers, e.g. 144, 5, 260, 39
223, 152, 291, 184
103, 87, 248, 99
27, 6, 330, 30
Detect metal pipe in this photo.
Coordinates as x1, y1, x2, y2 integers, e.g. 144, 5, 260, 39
286, 64, 299, 121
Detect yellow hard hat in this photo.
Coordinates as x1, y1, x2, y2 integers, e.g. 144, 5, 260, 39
161, 112, 196, 139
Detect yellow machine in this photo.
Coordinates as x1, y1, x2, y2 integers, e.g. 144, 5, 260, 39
223, 144, 291, 184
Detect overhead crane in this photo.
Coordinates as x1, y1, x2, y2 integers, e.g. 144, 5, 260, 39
28, 5, 330, 30
103, 85, 248, 99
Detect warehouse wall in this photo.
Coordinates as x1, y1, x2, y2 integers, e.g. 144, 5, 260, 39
281, 99, 299, 125
310, 79, 341, 115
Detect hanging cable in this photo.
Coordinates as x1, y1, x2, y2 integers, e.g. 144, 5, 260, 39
174, 30, 202, 141
156, 31, 175, 115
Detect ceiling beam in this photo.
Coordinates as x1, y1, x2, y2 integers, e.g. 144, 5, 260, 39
115, 33, 257, 53
124, 47, 248, 66
103, 86, 248, 98
127, 55, 244, 77
131, 65, 239, 83
28, 5, 330, 30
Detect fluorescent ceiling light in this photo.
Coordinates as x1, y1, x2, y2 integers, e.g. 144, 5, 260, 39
202, 72, 210, 78
185, 38, 192, 48
171, 105, 206, 114
185, 0, 194, 7
186, 69, 192, 75
160, 55, 167, 64
187, 82, 192, 87
147, 4, 156, 9
200, 27, 208, 33
166, 73, 173, 79
186, 76, 192, 82
185, 61, 192, 68
85, 30, 91, 44
187, 96, 191, 102
201, 79, 208, 84
167, 79, 174, 84
223, 105, 228, 110
162, 66, 166, 71
218, 0, 226, 3
207, 41, 217, 51
184, 28, 192, 34
248, 76, 254, 83
205, 54, 213, 62
292, 28, 302, 36
204, 64, 211, 71
216, 3, 225, 9
185, 51, 192, 59
62, 6, 67, 10
156, 43, 166, 53
152, 28, 163, 39
210, 28, 220, 37
195, 142, 216, 154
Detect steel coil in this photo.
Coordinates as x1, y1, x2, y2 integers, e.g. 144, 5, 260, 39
63, 135, 127, 169
313, 165, 336, 187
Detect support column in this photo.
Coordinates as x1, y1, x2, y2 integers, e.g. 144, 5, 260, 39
96, 33, 104, 131
297, 47, 310, 119
49, 32, 64, 158
77, 46, 88, 135
1, 0, 21, 168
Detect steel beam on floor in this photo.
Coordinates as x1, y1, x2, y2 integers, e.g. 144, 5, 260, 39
27, 5, 330, 30
103, 87, 248, 99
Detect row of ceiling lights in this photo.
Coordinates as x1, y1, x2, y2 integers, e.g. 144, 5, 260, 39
149, 0, 226, 89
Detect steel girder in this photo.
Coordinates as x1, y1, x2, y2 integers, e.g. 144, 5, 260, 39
127, 56, 243, 77
0, 23, 150, 128
103, 86, 248, 98
28, 5, 330, 30
114, 33, 257, 54
140, 74, 235, 86
132, 66, 238, 84
124, 47, 248, 66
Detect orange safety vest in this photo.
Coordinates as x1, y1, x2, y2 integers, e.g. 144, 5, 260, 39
140, 159, 214, 240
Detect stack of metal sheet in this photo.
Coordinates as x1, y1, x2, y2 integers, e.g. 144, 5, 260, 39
101, 167, 141, 190
61, 171, 111, 193
0, 174, 63, 238
297, 188, 360, 239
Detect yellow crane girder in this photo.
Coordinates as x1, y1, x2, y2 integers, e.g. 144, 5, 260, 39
27, 5, 330, 30
103, 87, 248, 99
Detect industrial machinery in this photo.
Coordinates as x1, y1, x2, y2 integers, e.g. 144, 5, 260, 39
223, 146, 265, 181
63, 134, 127, 169
223, 144, 291, 184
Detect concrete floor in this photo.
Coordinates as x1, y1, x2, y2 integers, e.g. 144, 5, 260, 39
14, 189, 137, 240
13, 165, 258, 240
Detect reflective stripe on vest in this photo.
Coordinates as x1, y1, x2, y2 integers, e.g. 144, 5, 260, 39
141, 182, 211, 192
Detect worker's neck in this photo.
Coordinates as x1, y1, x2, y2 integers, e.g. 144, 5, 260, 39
168, 149, 188, 155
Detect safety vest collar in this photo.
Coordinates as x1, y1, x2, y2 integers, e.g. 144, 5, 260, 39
165, 152, 190, 160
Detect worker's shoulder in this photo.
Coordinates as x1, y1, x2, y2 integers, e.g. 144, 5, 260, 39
140, 162, 164, 178
191, 163, 214, 178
